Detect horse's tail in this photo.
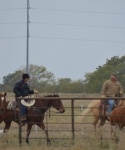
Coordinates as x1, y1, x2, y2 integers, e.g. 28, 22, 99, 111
77, 100, 100, 123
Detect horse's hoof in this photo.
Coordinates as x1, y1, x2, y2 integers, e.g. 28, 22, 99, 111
26, 139, 29, 144
47, 139, 51, 145
115, 138, 119, 144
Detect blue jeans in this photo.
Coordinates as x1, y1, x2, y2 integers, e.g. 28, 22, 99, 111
108, 100, 114, 116
16, 99, 27, 117
21, 104, 27, 117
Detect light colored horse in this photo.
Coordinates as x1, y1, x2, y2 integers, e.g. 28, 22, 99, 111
77, 99, 125, 139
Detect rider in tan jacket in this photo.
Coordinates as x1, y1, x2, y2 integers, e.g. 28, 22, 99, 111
101, 73, 123, 118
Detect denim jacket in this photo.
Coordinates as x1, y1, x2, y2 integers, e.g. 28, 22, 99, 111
13, 79, 34, 97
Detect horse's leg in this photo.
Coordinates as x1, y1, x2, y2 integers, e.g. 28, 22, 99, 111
26, 124, 33, 144
0, 121, 12, 143
98, 117, 106, 139
4, 120, 12, 132
92, 107, 100, 139
0, 120, 12, 134
0, 120, 3, 136
93, 116, 100, 139
110, 124, 114, 140
110, 125, 119, 143
37, 122, 51, 145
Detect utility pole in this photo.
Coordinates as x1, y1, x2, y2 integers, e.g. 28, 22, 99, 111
26, 0, 30, 73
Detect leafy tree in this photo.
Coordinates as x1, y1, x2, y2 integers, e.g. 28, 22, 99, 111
55, 78, 85, 93
69, 79, 85, 93
3, 70, 23, 92
84, 56, 125, 93
3, 55, 125, 93
3, 64, 55, 92
27, 64, 55, 91
56, 78, 72, 93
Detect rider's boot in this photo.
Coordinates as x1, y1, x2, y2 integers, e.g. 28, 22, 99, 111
21, 115, 26, 126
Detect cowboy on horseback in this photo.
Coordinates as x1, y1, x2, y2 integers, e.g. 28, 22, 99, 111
13, 73, 38, 122
101, 73, 123, 119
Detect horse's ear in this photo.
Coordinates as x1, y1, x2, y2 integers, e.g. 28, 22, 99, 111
4, 92, 7, 97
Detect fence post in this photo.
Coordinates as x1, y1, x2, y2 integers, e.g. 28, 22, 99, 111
18, 99, 22, 146
71, 99, 75, 145
45, 102, 49, 145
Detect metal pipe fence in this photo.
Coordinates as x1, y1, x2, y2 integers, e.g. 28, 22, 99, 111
17, 97, 125, 146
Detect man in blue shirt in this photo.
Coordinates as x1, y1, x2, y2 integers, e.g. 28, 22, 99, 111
13, 73, 38, 122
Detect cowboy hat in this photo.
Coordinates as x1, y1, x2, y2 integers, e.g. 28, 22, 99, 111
22, 73, 30, 79
21, 99, 35, 107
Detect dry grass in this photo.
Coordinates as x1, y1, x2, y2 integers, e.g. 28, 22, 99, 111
0, 93, 125, 150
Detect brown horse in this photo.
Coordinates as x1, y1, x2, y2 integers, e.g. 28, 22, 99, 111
110, 107, 125, 141
77, 98, 125, 138
110, 108, 125, 128
0, 93, 65, 144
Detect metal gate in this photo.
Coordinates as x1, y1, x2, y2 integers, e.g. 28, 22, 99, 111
18, 97, 125, 146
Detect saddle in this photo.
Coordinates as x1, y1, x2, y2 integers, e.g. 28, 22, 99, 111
7, 95, 36, 111
7, 100, 33, 111
7, 101, 19, 111
99, 94, 121, 118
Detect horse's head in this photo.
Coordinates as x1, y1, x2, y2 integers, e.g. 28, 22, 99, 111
0, 93, 7, 114
47, 94, 65, 113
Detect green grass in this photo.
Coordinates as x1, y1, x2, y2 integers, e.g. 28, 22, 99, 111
0, 93, 125, 150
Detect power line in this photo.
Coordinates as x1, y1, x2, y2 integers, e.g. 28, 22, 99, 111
31, 8, 125, 15
30, 36, 125, 43
0, 36, 26, 39
1, 35, 124, 43
0, 8, 26, 10
0, 21, 125, 30
1, 7, 124, 15
0, 7, 124, 15
30, 22, 125, 30
0, 22, 26, 24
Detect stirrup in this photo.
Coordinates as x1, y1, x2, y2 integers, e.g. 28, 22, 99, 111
21, 116, 26, 125
21, 118, 26, 126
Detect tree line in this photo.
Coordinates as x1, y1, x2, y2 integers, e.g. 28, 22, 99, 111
1, 56, 125, 93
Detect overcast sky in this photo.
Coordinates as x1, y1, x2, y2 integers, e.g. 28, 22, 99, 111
0, 0, 125, 83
